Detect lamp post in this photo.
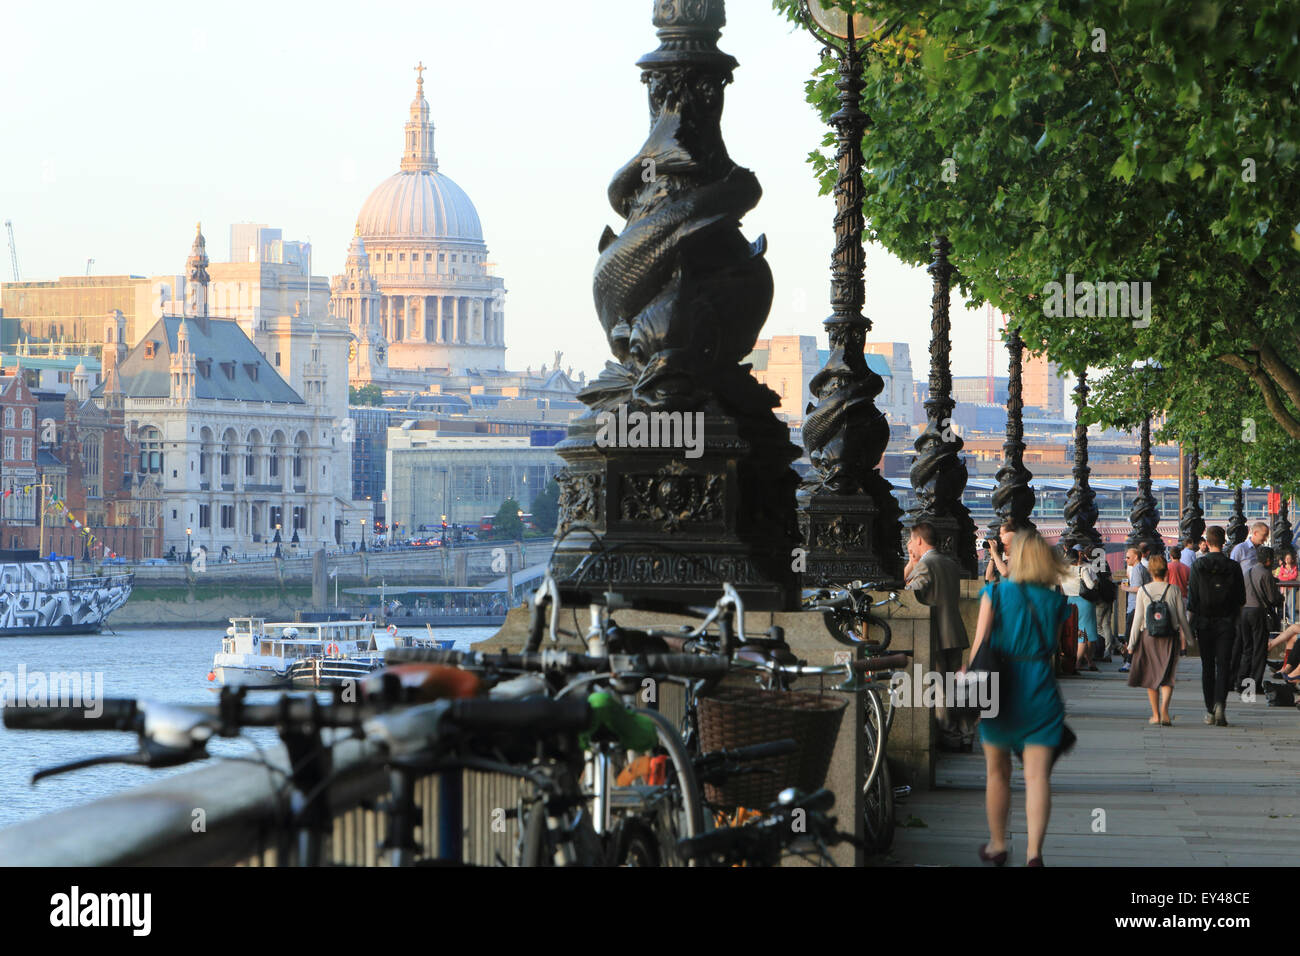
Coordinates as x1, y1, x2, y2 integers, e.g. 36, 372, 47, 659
1061, 369, 1103, 564
1126, 359, 1163, 554
273, 523, 282, 560
185, 527, 192, 565
794, 0, 904, 584
362, 497, 369, 551
908, 235, 977, 575
1178, 441, 1205, 550
989, 324, 1036, 535
1227, 485, 1247, 546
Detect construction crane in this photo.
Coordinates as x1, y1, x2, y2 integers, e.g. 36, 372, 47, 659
4, 220, 19, 282
85, 258, 95, 276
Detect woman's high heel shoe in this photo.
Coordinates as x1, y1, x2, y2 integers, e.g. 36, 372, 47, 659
978, 844, 1008, 866
1026, 857, 1044, 867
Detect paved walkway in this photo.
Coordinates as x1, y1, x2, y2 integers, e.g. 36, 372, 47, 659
889, 659, 1300, 866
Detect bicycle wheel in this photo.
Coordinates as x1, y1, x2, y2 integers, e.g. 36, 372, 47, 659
518, 798, 554, 867
861, 686, 895, 854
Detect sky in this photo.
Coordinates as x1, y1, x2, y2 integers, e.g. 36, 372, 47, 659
0, 0, 1000, 384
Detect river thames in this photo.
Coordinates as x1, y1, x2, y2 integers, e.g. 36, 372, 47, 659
0, 624, 496, 829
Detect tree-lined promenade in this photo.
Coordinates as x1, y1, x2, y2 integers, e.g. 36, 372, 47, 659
775, 0, 1299, 497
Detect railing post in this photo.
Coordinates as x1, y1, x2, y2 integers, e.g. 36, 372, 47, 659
438, 769, 463, 863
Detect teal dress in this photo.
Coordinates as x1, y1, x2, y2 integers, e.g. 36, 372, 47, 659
978, 581, 1069, 752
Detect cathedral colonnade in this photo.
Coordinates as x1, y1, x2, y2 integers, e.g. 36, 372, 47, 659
375, 293, 501, 346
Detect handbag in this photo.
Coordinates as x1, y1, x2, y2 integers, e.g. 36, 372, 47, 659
961, 584, 1004, 712
1249, 574, 1282, 632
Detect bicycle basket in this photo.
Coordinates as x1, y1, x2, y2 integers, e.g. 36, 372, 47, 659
697, 687, 847, 810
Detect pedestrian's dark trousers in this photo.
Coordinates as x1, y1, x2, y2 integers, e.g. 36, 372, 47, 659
1234, 607, 1269, 693
1194, 615, 1236, 712
937, 646, 975, 746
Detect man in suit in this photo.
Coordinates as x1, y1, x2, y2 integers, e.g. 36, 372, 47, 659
904, 521, 971, 751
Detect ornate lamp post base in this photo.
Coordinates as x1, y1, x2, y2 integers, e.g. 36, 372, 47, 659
798, 492, 892, 586
552, 411, 798, 609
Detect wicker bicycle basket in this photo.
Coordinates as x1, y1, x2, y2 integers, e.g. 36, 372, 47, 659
697, 686, 848, 810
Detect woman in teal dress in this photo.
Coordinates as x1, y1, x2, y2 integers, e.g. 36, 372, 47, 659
964, 529, 1071, 867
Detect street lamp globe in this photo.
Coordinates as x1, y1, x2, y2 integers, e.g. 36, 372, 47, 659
806, 0, 877, 40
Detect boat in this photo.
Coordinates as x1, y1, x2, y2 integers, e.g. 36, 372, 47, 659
0, 550, 134, 636
209, 617, 454, 688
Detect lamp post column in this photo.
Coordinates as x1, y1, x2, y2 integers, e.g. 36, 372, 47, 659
795, 2, 903, 584
908, 235, 976, 575
989, 325, 1036, 535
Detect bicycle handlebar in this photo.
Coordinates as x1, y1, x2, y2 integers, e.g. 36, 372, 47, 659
3, 699, 139, 731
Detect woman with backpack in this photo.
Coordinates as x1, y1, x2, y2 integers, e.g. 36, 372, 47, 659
1127, 554, 1193, 725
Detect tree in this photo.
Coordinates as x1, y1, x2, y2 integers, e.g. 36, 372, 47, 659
773, 0, 1300, 489
492, 498, 524, 540
349, 384, 384, 407
530, 478, 560, 534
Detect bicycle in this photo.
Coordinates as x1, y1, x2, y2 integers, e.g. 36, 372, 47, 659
2, 671, 658, 867
677, 787, 861, 867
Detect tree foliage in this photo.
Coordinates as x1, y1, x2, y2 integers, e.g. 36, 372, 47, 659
492, 498, 524, 540
349, 384, 384, 407
773, 0, 1300, 491
530, 479, 560, 534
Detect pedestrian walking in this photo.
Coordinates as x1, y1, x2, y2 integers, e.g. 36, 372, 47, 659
1127, 554, 1192, 725
965, 528, 1072, 868
904, 521, 972, 751
1061, 548, 1100, 671
1118, 547, 1152, 673
1093, 557, 1121, 662
1230, 521, 1269, 572
1235, 545, 1282, 694
1180, 535, 1200, 570
1165, 543, 1190, 602
1187, 526, 1247, 726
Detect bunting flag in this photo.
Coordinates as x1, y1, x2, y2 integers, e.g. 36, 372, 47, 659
2, 488, 9, 498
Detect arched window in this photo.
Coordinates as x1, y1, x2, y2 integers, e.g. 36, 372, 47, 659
21, 408, 33, 429
2, 408, 12, 429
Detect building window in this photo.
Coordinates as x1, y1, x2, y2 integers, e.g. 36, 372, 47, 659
245, 451, 255, 477
220, 505, 234, 529
274, 352, 281, 367
399, 253, 405, 262
386, 253, 392, 261
2, 408, 12, 428
292, 506, 306, 531
425, 253, 432, 261
199, 504, 211, 529
220, 449, 231, 476
2, 437, 12, 459
138, 427, 164, 473
293, 450, 303, 479
21, 438, 32, 460
269, 506, 282, 530
269, 453, 279, 478
21, 408, 33, 429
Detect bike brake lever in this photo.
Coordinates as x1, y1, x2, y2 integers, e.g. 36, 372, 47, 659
32, 740, 209, 783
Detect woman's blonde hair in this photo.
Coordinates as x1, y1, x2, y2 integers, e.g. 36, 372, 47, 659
1008, 529, 1068, 587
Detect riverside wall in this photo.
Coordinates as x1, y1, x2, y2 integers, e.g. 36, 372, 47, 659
108, 545, 530, 627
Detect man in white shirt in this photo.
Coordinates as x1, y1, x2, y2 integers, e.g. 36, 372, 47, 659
1230, 522, 1269, 572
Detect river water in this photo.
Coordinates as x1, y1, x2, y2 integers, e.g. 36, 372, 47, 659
0, 624, 497, 831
